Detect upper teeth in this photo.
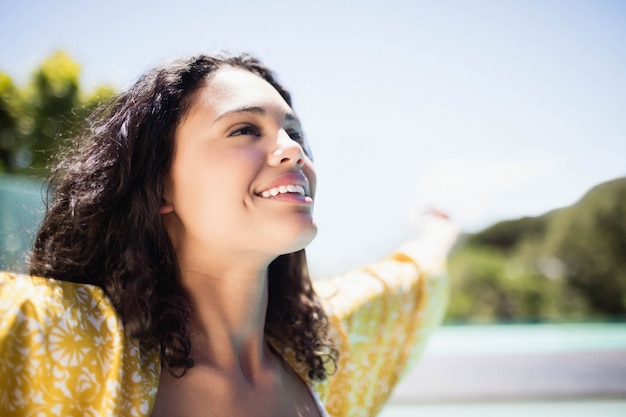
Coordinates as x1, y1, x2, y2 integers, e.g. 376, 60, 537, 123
260, 184, 306, 198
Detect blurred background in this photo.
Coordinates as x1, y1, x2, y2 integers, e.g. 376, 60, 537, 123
1, 0, 625, 415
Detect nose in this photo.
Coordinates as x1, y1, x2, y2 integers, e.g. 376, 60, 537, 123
269, 129, 305, 167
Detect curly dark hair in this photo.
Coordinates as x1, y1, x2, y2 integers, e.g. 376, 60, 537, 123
29, 54, 337, 381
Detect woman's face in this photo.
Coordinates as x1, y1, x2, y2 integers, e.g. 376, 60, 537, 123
161, 67, 317, 265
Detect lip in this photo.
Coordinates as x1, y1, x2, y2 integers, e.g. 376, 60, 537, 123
256, 172, 312, 201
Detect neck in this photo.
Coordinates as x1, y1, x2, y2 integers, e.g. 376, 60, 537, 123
179, 257, 273, 380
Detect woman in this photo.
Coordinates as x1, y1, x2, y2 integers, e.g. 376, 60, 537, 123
0, 54, 455, 416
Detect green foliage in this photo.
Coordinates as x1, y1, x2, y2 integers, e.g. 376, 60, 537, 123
544, 178, 626, 315
467, 215, 549, 250
0, 51, 116, 177
27, 50, 81, 173
447, 178, 626, 322
0, 73, 23, 172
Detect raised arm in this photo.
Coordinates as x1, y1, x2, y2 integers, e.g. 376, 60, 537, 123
312, 213, 458, 416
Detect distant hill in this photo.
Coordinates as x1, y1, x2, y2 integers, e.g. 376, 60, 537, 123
446, 177, 626, 322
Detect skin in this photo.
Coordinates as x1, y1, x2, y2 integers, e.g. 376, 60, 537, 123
150, 67, 321, 417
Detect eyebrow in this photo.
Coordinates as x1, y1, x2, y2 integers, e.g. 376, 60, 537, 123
212, 105, 300, 125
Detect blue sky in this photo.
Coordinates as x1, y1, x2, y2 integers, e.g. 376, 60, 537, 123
2, 0, 625, 277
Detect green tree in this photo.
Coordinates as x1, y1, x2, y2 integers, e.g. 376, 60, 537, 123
446, 177, 626, 322
0, 51, 115, 176
26, 50, 82, 174
0, 73, 22, 171
545, 178, 626, 316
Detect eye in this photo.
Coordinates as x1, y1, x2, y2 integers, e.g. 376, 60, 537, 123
229, 124, 261, 137
287, 129, 312, 158
286, 129, 306, 144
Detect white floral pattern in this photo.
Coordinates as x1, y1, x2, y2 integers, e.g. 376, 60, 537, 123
0, 251, 447, 417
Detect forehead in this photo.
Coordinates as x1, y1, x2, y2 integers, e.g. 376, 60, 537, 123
191, 67, 292, 117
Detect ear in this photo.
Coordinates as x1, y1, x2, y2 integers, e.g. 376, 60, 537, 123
160, 200, 174, 214
161, 180, 174, 214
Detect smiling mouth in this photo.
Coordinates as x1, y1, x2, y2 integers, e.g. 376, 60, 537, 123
259, 184, 307, 198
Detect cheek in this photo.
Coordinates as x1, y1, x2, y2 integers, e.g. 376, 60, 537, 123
172, 152, 258, 216
167, 143, 266, 219
169, 175, 242, 244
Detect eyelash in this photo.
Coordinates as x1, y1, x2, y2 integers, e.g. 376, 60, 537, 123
228, 124, 306, 146
286, 129, 306, 144
229, 124, 261, 137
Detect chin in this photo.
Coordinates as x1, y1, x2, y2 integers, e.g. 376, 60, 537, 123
278, 224, 318, 255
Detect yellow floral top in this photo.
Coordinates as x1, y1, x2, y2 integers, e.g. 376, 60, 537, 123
0, 251, 448, 416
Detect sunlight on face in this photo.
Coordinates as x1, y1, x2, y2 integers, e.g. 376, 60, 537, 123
162, 67, 317, 268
